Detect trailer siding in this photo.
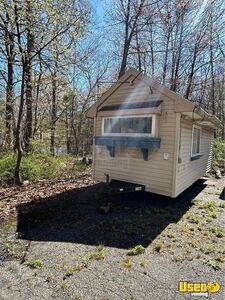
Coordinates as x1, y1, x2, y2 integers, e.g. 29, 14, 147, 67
93, 77, 177, 197
175, 118, 214, 196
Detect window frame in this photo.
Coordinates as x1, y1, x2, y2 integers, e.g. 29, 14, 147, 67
102, 114, 156, 137
191, 125, 201, 158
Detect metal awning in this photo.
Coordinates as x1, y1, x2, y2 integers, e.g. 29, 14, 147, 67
99, 100, 162, 111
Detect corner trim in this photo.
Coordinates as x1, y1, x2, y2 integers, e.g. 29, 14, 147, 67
171, 112, 181, 198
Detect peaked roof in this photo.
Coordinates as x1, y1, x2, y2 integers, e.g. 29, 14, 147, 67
86, 68, 222, 129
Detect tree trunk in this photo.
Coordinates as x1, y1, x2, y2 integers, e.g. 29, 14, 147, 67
149, 22, 155, 77
162, 32, 170, 84
185, 44, 198, 99
65, 108, 70, 154
24, 59, 33, 151
135, 29, 142, 72
5, 50, 14, 148
118, 0, 145, 79
5, 14, 14, 149
50, 72, 57, 155
15, 67, 26, 184
24, 0, 34, 152
33, 56, 42, 138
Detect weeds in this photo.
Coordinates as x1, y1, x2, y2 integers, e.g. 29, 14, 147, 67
202, 201, 216, 210
84, 247, 106, 261
4, 240, 25, 259
140, 259, 146, 267
59, 280, 70, 290
63, 247, 106, 279
173, 254, 184, 262
127, 245, 145, 256
24, 259, 44, 269
219, 202, 225, 209
154, 242, 163, 253
209, 211, 218, 219
188, 239, 198, 248
200, 244, 214, 254
187, 214, 201, 224
122, 259, 132, 269
205, 259, 221, 271
210, 226, 225, 238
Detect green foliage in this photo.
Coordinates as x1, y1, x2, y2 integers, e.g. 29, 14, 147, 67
213, 138, 225, 164
0, 152, 16, 178
0, 152, 89, 182
21, 155, 43, 182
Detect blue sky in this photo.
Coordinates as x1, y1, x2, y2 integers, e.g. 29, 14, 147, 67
91, 0, 104, 19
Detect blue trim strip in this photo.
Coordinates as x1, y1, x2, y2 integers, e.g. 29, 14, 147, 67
95, 136, 161, 149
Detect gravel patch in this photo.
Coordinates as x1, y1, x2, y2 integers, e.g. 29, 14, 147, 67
0, 176, 224, 300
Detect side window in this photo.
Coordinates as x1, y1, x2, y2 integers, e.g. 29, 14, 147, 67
191, 125, 201, 156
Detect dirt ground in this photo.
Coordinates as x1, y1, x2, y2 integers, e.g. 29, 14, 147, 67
0, 174, 224, 300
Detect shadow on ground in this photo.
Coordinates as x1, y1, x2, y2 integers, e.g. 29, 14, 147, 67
220, 187, 225, 200
16, 179, 207, 249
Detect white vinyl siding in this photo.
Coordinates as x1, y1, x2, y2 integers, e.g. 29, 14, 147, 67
175, 119, 214, 196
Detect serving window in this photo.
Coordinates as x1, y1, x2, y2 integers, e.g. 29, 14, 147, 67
102, 115, 155, 137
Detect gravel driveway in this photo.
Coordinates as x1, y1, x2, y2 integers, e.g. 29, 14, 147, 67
0, 176, 224, 300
